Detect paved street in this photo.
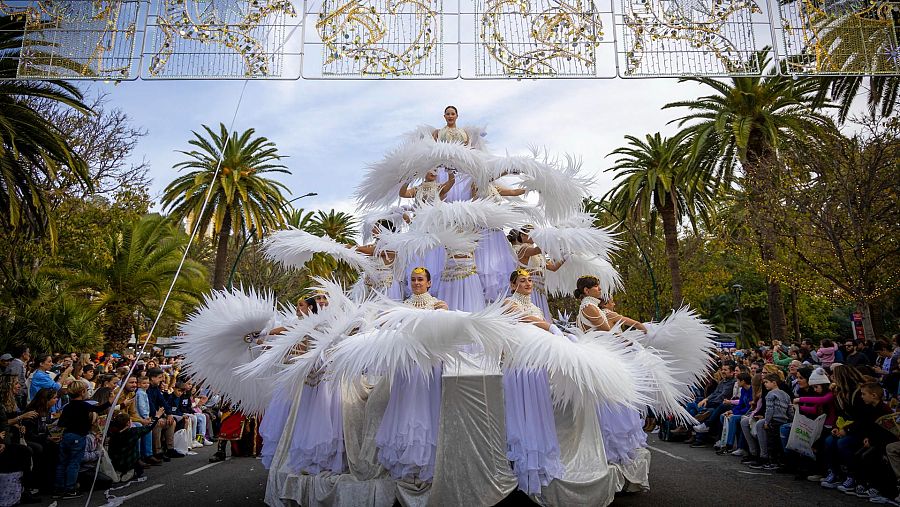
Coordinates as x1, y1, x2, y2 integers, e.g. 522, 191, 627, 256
36, 438, 870, 507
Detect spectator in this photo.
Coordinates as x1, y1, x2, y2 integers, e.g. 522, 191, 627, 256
821, 365, 869, 490
715, 372, 753, 455
688, 364, 737, 446
29, 354, 67, 402
816, 339, 838, 369
52, 380, 109, 499
6, 346, 29, 409
146, 368, 179, 461
81, 365, 96, 398
0, 374, 40, 504
21, 388, 59, 492
108, 408, 165, 480
846, 339, 873, 367
842, 382, 897, 501
799, 339, 821, 365
135, 376, 160, 465
747, 373, 792, 470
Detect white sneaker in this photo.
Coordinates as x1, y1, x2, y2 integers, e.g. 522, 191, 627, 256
730, 449, 746, 457
203, 439, 215, 446
693, 423, 709, 433
191, 442, 202, 449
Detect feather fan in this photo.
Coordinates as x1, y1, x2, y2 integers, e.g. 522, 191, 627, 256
408, 199, 528, 234
327, 299, 518, 383
528, 223, 620, 262
627, 341, 698, 425
505, 324, 648, 410
262, 228, 377, 276
637, 307, 718, 386
488, 149, 595, 221
178, 286, 278, 415
354, 138, 491, 209
544, 254, 622, 298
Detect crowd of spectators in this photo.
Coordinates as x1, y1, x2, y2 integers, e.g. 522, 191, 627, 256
667, 334, 900, 505
0, 346, 222, 504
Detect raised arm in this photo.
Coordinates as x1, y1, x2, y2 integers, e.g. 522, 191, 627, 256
399, 182, 416, 199
606, 310, 647, 332
496, 185, 527, 197
439, 171, 456, 199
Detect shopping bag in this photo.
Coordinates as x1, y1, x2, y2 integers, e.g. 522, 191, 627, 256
785, 411, 826, 459
98, 448, 121, 483
173, 428, 190, 455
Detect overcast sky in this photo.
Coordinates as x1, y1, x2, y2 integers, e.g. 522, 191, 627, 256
93, 77, 711, 215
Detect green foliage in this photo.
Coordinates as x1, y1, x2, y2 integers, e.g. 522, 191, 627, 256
161, 123, 292, 288
0, 16, 92, 238
65, 214, 209, 352
0, 271, 101, 353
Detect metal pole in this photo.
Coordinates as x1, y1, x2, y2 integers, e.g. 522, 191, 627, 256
733, 284, 745, 347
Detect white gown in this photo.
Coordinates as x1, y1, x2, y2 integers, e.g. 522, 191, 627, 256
577, 296, 648, 465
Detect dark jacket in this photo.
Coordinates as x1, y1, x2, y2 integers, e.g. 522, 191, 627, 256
147, 385, 169, 416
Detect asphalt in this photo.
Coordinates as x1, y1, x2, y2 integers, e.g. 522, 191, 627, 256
30, 436, 869, 507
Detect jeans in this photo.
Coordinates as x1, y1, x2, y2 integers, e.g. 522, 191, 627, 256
725, 414, 743, 447
823, 433, 862, 475
194, 413, 207, 439
55, 432, 86, 492
133, 422, 153, 458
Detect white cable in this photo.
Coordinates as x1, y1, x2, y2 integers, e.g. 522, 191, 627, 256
84, 79, 249, 505
84, 10, 310, 503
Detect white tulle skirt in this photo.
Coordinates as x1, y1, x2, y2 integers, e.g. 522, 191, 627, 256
476, 229, 516, 302
375, 366, 442, 482
597, 403, 647, 465
438, 273, 486, 312
503, 368, 565, 495
260, 385, 292, 469
287, 376, 345, 474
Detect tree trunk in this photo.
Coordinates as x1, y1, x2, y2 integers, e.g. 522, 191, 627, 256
790, 287, 800, 340
104, 309, 133, 353
657, 197, 683, 308
212, 209, 232, 290
745, 136, 787, 342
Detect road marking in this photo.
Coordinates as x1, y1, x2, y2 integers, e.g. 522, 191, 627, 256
646, 445, 687, 461
119, 483, 165, 501
739, 471, 772, 476
185, 459, 228, 476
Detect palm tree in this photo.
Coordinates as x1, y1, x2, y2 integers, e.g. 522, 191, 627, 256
161, 123, 291, 289
664, 50, 833, 341
0, 16, 92, 238
67, 214, 208, 352
604, 133, 712, 307
309, 209, 358, 243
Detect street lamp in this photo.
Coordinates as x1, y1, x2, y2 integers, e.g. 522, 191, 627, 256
226, 191, 318, 288
732, 284, 744, 346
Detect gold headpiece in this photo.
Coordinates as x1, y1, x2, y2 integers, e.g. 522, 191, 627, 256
516, 268, 530, 277
314, 289, 328, 296
411, 266, 427, 274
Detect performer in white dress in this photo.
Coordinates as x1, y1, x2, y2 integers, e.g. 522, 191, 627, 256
399, 169, 455, 295
476, 182, 526, 301
260, 297, 316, 468
575, 276, 648, 465
286, 291, 347, 475
502, 268, 565, 495
375, 267, 447, 483
508, 227, 564, 320
350, 220, 403, 301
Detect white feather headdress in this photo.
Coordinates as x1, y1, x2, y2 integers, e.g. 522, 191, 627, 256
177, 286, 278, 415
527, 222, 620, 261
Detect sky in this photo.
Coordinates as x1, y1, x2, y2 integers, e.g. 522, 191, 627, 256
92, 77, 709, 216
